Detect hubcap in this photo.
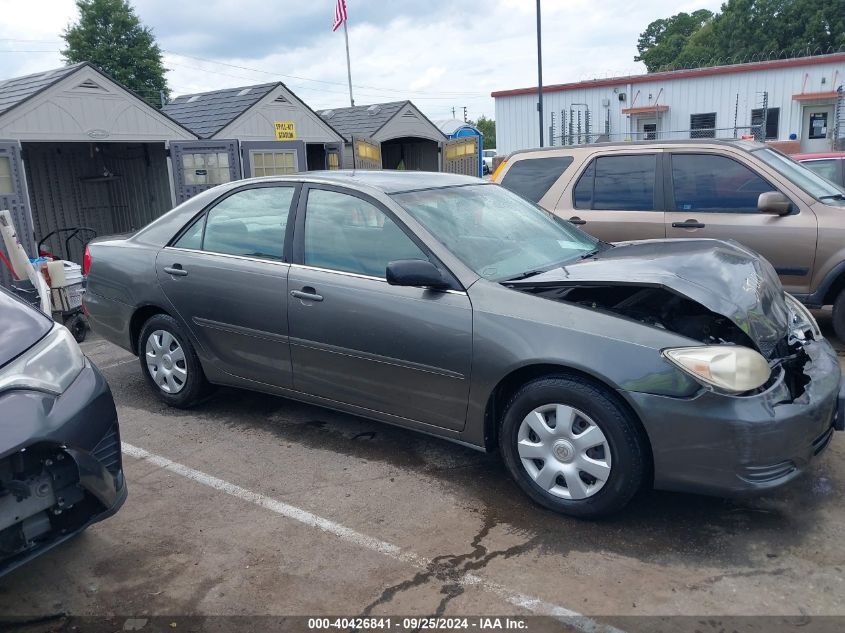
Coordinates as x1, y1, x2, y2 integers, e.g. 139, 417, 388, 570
145, 329, 187, 394
517, 404, 612, 500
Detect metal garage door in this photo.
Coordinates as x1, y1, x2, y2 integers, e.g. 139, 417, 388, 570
353, 136, 382, 169
241, 140, 306, 177
442, 137, 480, 177
0, 140, 36, 288
169, 140, 241, 204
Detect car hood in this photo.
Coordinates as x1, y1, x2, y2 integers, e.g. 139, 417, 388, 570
509, 239, 791, 357
0, 289, 53, 368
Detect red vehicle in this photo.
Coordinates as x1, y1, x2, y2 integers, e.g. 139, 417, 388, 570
794, 152, 845, 187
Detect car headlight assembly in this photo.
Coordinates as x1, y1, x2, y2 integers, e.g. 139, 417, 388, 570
0, 325, 85, 395
663, 345, 771, 394
783, 292, 821, 339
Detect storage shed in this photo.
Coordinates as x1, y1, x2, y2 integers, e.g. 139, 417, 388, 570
319, 101, 449, 171
435, 119, 483, 177
0, 62, 197, 287
162, 82, 346, 202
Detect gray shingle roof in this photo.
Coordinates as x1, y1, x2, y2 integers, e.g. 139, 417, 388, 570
318, 101, 409, 139
0, 63, 86, 116
163, 83, 278, 138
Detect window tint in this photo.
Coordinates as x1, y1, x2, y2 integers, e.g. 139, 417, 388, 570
573, 155, 656, 211
690, 113, 717, 138
304, 189, 426, 278
500, 156, 573, 203
802, 159, 840, 184
751, 107, 779, 140
671, 154, 775, 213
201, 187, 294, 260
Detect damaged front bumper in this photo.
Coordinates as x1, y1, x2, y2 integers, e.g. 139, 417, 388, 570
0, 362, 126, 577
624, 338, 842, 497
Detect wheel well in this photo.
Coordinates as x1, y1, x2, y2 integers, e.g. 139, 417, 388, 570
823, 270, 845, 305
129, 305, 170, 354
483, 364, 654, 479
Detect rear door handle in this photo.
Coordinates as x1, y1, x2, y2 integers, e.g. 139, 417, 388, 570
671, 220, 705, 229
164, 265, 188, 276
290, 289, 324, 302
568, 216, 587, 225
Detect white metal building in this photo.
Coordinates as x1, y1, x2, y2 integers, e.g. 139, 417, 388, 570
493, 53, 845, 155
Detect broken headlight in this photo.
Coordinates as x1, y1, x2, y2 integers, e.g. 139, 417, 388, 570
662, 345, 771, 394
784, 293, 821, 340
0, 325, 85, 395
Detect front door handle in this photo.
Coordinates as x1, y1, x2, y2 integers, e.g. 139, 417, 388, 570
164, 265, 188, 276
290, 288, 324, 302
671, 220, 705, 229
568, 216, 587, 225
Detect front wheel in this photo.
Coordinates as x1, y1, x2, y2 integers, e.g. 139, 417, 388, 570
138, 313, 211, 408
499, 375, 648, 518
832, 289, 845, 344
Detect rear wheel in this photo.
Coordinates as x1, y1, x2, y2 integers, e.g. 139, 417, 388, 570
832, 289, 845, 344
138, 314, 210, 408
499, 374, 648, 518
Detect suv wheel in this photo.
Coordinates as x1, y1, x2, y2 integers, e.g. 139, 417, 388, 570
832, 290, 845, 344
499, 375, 647, 518
138, 314, 211, 408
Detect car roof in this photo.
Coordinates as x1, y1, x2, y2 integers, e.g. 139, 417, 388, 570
297, 170, 484, 193
793, 152, 845, 160
505, 138, 764, 158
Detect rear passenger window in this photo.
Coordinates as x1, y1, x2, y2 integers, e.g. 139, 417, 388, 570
304, 189, 426, 278
573, 155, 656, 210
201, 187, 294, 260
671, 154, 774, 213
500, 156, 573, 203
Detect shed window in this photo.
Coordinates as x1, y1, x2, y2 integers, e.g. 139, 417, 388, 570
751, 108, 779, 140
327, 153, 340, 170
0, 157, 13, 194
690, 113, 717, 138
251, 151, 297, 176
182, 152, 231, 186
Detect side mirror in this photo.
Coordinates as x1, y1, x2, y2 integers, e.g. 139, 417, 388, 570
758, 191, 791, 215
386, 259, 449, 289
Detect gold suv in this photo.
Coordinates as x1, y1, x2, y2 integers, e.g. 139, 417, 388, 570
494, 139, 845, 340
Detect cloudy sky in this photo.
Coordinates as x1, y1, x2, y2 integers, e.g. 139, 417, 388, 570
0, 0, 723, 120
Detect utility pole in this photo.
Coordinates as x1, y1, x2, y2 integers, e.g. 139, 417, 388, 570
462, 106, 468, 123
159, 90, 166, 108
452, 106, 456, 118
536, 0, 544, 147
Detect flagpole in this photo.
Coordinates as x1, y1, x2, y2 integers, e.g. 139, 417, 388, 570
343, 19, 354, 107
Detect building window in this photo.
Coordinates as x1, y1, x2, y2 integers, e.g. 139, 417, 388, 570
0, 157, 13, 194
751, 108, 779, 140
690, 113, 717, 138
182, 152, 231, 186
327, 153, 340, 170
252, 151, 297, 177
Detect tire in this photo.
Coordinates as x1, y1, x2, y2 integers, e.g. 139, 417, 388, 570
64, 312, 88, 343
138, 313, 211, 408
832, 289, 845, 344
498, 374, 648, 518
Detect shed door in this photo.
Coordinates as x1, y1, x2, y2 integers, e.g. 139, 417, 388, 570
353, 136, 382, 169
0, 140, 36, 288
442, 136, 480, 177
170, 140, 241, 204
241, 140, 306, 177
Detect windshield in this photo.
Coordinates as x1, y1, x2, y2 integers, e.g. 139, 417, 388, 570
754, 148, 845, 204
391, 184, 598, 281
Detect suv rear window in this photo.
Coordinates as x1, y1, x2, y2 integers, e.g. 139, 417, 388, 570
573, 154, 657, 210
500, 156, 573, 203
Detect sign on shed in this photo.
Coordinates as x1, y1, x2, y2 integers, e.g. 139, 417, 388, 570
274, 121, 297, 140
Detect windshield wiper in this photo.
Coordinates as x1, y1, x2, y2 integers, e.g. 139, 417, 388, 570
504, 269, 546, 281
818, 193, 845, 201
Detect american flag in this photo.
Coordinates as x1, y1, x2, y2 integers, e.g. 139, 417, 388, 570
332, 0, 348, 31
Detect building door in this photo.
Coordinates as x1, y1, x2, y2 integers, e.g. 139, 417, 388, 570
801, 105, 835, 153
442, 137, 480, 177
637, 118, 657, 140
352, 136, 382, 169
169, 140, 241, 204
0, 140, 36, 288
241, 140, 306, 177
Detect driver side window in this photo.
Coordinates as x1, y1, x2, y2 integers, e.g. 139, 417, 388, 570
303, 189, 427, 278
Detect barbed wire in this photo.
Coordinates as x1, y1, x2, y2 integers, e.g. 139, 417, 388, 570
646, 44, 845, 74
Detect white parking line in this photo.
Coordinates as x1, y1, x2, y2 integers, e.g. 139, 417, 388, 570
122, 442, 624, 633
96, 357, 137, 370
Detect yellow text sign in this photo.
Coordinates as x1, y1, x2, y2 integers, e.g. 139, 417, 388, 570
274, 121, 297, 140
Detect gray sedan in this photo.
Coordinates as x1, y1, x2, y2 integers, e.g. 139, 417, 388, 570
83, 171, 842, 517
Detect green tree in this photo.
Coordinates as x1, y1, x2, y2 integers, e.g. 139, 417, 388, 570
472, 115, 496, 149
636, 0, 845, 72
635, 10, 714, 72
62, 0, 168, 106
